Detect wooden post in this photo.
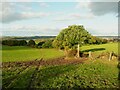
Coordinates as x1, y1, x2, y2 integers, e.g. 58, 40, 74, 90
77, 44, 80, 58
89, 51, 92, 58
109, 52, 113, 61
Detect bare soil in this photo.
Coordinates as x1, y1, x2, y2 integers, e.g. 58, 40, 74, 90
2, 57, 88, 68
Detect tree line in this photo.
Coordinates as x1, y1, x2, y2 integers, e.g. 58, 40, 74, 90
2, 39, 53, 48
2, 37, 107, 48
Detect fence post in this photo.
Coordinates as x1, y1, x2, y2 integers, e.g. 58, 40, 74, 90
89, 51, 92, 58
109, 52, 113, 61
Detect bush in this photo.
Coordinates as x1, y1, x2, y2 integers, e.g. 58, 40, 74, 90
2, 40, 27, 46
27, 40, 35, 47
42, 40, 53, 48
66, 49, 77, 58
101, 39, 108, 44
37, 41, 45, 48
19, 40, 27, 46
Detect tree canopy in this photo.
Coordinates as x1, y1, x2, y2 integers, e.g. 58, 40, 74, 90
53, 25, 92, 49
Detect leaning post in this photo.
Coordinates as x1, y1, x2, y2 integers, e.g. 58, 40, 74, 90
109, 51, 113, 61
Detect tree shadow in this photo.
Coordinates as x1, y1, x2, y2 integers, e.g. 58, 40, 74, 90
81, 48, 106, 53
32, 64, 79, 88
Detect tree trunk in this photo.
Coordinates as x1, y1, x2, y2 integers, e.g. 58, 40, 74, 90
77, 44, 80, 58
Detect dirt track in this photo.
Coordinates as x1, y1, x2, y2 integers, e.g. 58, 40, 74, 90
2, 57, 88, 68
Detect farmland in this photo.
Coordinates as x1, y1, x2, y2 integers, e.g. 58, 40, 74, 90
2, 42, 119, 88
2, 42, 118, 62
2, 46, 64, 62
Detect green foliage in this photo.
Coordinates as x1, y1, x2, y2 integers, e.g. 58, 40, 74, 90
86, 36, 108, 45
2, 40, 27, 46
42, 40, 53, 48
19, 40, 27, 46
53, 25, 92, 49
36, 41, 45, 48
101, 39, 108, 44
27, 40, 35, 47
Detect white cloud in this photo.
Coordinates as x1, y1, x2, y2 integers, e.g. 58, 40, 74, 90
75, 1, 90, 9
0, 2, 50, 23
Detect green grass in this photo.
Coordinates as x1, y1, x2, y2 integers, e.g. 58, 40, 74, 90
81, 42, 118, 56
2, 46, 64, 62
2, 59, 118, 88
2, 43, 119, 88
2, 43, 118, 62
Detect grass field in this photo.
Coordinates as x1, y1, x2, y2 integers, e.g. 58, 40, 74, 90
2, 42, 118, 62
81, 42, 118, 57
2, 46, 64, 62
81, 42, 118, 53
2, 42, 119, 88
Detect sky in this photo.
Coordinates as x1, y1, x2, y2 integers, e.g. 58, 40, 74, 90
0, 0, 119, 36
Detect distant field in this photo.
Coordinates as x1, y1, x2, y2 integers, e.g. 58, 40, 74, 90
2, 46, 64, 62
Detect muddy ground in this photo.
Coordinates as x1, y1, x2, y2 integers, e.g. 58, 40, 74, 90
2, 57, 88, 68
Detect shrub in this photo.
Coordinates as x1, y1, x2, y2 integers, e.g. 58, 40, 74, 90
66, 49, 77, 58
101, 39, 108, 44
42, 40, 53, 48
19, 40, 27, 46
37, 41, 45, 48
2, 40, 27, 46
27, 40, 35, 47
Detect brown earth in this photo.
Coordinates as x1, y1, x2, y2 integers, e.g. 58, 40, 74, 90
2, 57, 88, 68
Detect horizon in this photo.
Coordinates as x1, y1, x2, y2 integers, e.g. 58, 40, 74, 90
1, 35, 119, 37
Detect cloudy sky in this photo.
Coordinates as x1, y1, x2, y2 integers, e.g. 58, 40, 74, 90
0, 0, 119, 36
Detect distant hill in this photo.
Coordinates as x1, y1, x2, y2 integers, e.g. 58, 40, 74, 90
96, 36, 119, 39
2, 35, 119, 40
2, 36, 56, 40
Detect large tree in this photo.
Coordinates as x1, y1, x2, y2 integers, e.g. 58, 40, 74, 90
53, 25, 92, 57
